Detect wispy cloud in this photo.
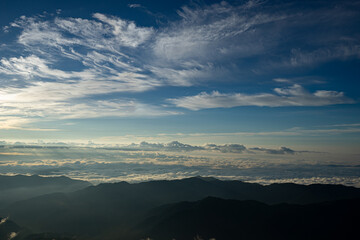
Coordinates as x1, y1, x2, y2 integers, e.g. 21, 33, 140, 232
0, 152, 33, 156
289, 44, 360, 67
0, 117, 58, 131
0, 1, 358, 130
152, 1, 286, 62
168, 84, 354, 110
151, 0, 360, 79
0, 13, 174, 126
128, 4, 142, 9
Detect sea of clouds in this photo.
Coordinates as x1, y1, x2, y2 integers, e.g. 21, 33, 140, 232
1, 141, 359, 187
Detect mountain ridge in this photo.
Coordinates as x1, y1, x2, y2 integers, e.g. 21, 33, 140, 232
1, 176, 360, 239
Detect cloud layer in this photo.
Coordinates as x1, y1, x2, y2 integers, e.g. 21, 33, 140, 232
0, 140, 298, 155
0, 145, 359, 187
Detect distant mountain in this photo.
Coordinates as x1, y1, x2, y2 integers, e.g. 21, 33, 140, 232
0, 217, 78, 240
0, 175, 91, 207
137, 197, 360, 240
0, 216, 32, 240
1, 176, 360, 239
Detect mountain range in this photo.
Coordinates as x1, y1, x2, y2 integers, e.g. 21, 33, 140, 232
1, 175, 359, 240
0, 175, 91, 207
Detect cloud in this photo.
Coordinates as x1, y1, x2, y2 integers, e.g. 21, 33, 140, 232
125, 141, 248, 153
105, 141, 299, 155
0, 139, 304, 156
8, 232, 17, 240
1, 151, 360, 187
128, 4, 142, 9
249, 147, 296, 155
12, 13, 153, 50
0, 13, 173, 126
149, 1, 287, 86
0, 87, 178, 120
127, 141, 205, 152
152, 1, 285, 62
150, 0, 360, 81
0, 141, 359, 187
0, 152, 33, 156
0, 1, 358, 129
331, 123, 360, 127
168, 84, 354, 110
289, 44, 360, 67
273, 77, 325, 85
92, 13, 153, 48
205, 144, 247, 153
0, 217, 8, 225
249, 176, 360, 188
0, 117, 32, 130
0, 117, 58, 131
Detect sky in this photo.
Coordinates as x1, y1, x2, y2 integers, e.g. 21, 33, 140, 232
0, 0, 359, 185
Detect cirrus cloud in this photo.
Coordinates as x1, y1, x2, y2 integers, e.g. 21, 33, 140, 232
168, 84, 354, 110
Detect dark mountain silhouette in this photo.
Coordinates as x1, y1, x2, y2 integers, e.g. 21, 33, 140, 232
1, 176, 360, 239
0, 216, 78, 240
0, 175, 91, 207
136, 197, 360, 240
0, 216, 35, 240
0, 217, 21, 240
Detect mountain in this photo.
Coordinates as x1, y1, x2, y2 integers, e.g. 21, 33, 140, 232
1, 176, 360, 239
0, 216, 33, 240
0, 175, 91, 207
136, 197, 360, 240
0, 217, 78, 240
0, 217, 22, 240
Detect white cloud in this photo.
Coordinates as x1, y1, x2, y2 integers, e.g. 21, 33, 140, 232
249, 176, 360, 188
0, 13, 176, 126
12, 13, 153, 51
168, 84, 354, 110
289, 44, 360, 67
0, 55, 96, 80
148, 1, 288, 85
0, 117, 32, 130
0, 117, 57, 131
0, 1, 358, 130
0, 217, 8, 225
118, 141, 250, 154
8, 232, 18, 240
153, 1, 284, 61
0, 97, 178, 121
148, 63, 217, 86
128, 4, 142, 9
0, 68, 175, 120
150, 0, 360, 79
93, 13, 153, 48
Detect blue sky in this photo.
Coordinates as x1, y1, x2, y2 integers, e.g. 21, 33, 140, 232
0, 0, 359, 158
